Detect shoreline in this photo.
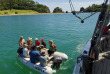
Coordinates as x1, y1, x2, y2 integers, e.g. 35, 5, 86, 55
0, 13, 70, 16
0, 12, 100, 16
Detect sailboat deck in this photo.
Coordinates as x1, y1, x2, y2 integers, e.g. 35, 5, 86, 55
92, 47, 110, 74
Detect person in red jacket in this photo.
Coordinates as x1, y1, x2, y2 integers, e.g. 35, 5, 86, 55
35, 38, 40, 47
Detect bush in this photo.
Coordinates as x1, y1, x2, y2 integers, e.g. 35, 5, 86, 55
4, 12, 8, 14
53, 7, 63, 13
15, 12, 18, 14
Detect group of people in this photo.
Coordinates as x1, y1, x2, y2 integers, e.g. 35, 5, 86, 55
18, 36, 58, 67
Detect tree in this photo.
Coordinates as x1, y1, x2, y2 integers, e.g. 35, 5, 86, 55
66, 11, 68, 13
53, 7, 63, 13
0, 0, 50, 13
34, 4, 50, 13
83, 4, 102, 12
80, 7, 84, 12
9, 0, 14, 10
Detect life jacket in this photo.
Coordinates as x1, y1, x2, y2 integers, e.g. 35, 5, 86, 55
53, 44, 57, 51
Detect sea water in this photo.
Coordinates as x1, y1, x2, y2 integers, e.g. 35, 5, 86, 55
0, 13, 99, 74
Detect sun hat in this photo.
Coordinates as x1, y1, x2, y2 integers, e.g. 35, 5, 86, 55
28, 37, 32, 40
35, 38, 38, 40
49, 40, 53, 43
41, 38, 43, 41
41, 50, 46, 55
20, 36, 23, 38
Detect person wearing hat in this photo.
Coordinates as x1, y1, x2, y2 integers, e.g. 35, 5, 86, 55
35, 38, 40, 47
27, 37, 33, 50
48, 40, 56, 56
29, 45, 40, 64
41, 38, 47, 48
40, 48, 49, 56
19, 36, 25, 47
39, 49, 49, 67
23, 44, 29, 58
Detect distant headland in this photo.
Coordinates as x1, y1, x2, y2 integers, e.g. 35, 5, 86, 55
0, 0, 102, 16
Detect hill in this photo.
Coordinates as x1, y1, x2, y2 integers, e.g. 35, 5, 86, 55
0, 0, 50, 13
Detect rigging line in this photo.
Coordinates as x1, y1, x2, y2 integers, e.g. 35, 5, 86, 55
83, 12, 97, 20
70, 0, 75, 11
69, 0, 103, 23
69, 0, 83, 20
68, 0, 96, 22
74, 14, 83, 20
92, 0, 108, 38
69, 0, 75, 11
69, 0, 73, 12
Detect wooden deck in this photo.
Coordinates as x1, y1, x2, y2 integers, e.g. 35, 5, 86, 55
92, 47, 110, 74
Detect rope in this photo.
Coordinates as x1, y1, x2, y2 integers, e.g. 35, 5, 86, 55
69, 0, 75, 11
69, 0, 99, 23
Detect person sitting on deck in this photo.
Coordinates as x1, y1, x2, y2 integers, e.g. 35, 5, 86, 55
41, 38, 47, 48
23, 44, 30, 58
29, 45, 40, 64
19, 36, 25, 47
27, 37, 33, 50
48, 40, 56, 56
39, 50, 49, 67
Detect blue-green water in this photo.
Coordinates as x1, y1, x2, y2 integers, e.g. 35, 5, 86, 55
0, 13, 99, 74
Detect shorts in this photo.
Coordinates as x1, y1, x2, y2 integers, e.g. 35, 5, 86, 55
48, 50, 54, 56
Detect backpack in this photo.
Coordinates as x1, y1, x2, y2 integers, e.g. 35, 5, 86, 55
53, 45, 57, 51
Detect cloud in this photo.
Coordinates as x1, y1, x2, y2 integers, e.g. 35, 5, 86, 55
38, 1, 104, 12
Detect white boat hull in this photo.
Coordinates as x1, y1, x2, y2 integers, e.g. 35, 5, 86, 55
17, 51, 68, 74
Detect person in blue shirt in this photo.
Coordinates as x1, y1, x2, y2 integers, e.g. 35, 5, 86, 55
29, 45, 40, 64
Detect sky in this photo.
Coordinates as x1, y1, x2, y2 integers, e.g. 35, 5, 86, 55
33, 0, 104, 12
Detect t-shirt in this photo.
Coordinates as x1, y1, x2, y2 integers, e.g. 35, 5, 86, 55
23, 48, 28, 57
29, 50, 40, 63
35, 41, 40, 46
42, 41, 46, 48
39, 55, 49, 67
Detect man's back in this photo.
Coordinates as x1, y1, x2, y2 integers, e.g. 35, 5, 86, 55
19, 39, 25, 46
42, 41, 46, 48
39, 55, 49, 67
29, 50, 40, 63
